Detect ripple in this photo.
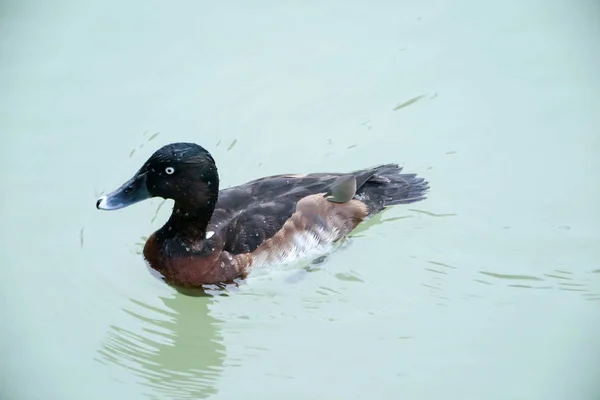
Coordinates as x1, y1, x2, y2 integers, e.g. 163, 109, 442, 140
554, 269, 573, 274
479, 271, 543, 281
583, 293, 600, 302
392, 94, 426, 111
474, 267, 600, 300
421, 259, 455, 307
557, 282, 585, 288
543, 273, 571, 280
334, 271, 365, 283
428, 261, 457, 270
96, 293, 226, 399
314, 286, 342, 296
425, 268, 447, 275
408, 209, 457, 218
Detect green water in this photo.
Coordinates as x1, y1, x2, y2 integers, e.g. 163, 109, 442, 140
2, 1, 599, 399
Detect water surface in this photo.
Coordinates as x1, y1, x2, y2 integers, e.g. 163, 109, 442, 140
2, 0, 599, 399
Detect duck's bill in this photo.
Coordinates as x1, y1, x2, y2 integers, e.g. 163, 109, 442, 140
96, 173, 151, 211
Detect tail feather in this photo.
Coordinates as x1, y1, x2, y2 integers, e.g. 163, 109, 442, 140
353, 163, 429, 214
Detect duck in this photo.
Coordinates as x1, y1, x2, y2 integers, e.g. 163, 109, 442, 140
96, 142, 429, 287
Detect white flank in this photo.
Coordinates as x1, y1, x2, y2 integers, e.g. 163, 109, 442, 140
250, 226, 340, 270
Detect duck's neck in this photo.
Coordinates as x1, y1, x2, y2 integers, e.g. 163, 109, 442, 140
163, 200, 216, 241
160, 181, 219, 244
146, 199, 217, 262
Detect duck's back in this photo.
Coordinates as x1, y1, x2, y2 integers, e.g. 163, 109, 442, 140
210, 164, 428, 256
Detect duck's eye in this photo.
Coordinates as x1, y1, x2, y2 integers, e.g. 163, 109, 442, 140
165, 167, 175, 175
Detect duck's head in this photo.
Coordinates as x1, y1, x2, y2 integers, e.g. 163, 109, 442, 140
96, 142, 219, 211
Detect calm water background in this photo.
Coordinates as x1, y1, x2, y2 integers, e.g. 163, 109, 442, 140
2, 1, 599, 399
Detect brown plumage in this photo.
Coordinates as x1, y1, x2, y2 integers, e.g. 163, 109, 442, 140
96, 142, 429, 288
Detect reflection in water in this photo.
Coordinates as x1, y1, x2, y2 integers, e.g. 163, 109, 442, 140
349, 207, 413, 238
96, 292, 226, 399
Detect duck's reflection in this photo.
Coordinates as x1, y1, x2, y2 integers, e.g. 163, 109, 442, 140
96, 289, 226, 399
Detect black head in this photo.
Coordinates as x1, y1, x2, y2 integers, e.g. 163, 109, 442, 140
96, 142, 219, 211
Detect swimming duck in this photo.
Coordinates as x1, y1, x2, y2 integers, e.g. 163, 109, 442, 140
96, 142, 429, 287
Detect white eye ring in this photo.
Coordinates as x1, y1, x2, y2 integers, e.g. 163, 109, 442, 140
165, 167, 175, 175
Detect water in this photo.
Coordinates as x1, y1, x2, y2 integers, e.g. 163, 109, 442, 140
2, 1, 599, 399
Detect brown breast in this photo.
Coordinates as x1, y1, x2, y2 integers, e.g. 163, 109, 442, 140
143, 233, 252, 287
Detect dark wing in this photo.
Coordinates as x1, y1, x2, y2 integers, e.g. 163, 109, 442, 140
220, 201, 296, 254
214, 174, 343, 254
215, 174, 341, 211
213, 164, 416, 255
